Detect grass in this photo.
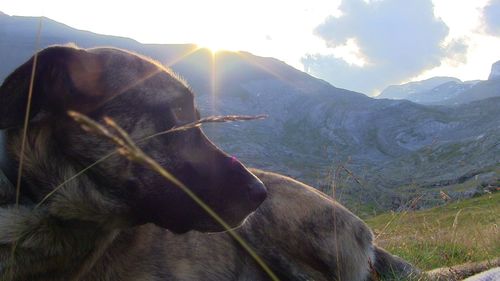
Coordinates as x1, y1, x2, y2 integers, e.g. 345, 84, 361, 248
365, 192, 500, 270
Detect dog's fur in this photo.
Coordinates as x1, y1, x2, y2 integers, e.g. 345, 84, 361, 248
0, 46, 419, 280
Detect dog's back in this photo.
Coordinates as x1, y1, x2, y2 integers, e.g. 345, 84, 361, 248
83, 170, 417, 281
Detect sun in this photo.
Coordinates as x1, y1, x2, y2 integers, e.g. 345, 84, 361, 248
205, 42, 225, 53
197, 36, 239, 54
197, 41, 226, 54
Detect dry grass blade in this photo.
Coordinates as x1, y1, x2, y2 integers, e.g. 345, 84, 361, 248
450, 209, 463, 261
67, 111, 279, 281
15, 19, 43, 207
34, 152, 115, 209
340, 165, 362, 186
68, 112, 126, 147
142, 114, 268, 141
8, 17, 43, 281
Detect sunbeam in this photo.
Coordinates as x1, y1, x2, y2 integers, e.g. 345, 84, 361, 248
210, 49, 219, 116
164, 44, 201, 67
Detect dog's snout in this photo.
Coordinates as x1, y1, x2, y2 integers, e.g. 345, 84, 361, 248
247, 178, 267, 205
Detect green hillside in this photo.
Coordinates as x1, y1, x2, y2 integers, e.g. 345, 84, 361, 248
366, 192, 500, 270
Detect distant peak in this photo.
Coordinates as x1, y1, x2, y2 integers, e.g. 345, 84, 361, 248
488, 60, 500, 80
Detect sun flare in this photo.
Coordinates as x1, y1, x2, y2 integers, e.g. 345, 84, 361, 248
196, 36, 240, 54
197, 42, 228, 54
200, 42, 224, 53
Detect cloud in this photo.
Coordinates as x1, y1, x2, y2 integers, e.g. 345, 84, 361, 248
302, 0, 463, 94
483, 0, 500, 36
444, 39, 469, 66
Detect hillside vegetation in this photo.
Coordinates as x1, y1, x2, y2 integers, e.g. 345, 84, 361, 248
366, 192, 500, 270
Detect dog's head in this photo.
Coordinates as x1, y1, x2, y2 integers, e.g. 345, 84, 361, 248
0, 45, 267, 233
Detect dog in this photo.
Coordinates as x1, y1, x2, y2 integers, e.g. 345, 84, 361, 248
0, 45, 419, 280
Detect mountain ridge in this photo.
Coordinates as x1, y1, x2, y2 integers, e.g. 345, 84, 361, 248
378, 62, 500, 106
488, 60, 500, 80
378, 76, 460, 100
1, 12, 498, 212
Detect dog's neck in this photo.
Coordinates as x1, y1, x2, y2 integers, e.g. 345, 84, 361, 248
0, 205, 121, 280
0, 130, 16, 188
0, 129, 134, 280
0, 129, 60, 205
0, 178, 128, 280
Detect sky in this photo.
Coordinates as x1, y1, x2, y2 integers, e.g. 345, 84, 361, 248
2, 0, 500, 95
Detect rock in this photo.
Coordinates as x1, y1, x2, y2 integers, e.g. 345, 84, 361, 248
488, 60, 500, 80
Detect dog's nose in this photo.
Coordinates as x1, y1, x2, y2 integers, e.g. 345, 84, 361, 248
247, 178, 267, 205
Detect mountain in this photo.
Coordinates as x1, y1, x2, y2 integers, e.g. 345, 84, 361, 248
377, 77, 485, 105
1, 12, 499, 213
488, 60, 500, 80
440, 60, 500, 105
444, 77, 500, 105
378, 61, 500, 106
404, 80, 480, 104
0, 13, 200, 82
377, 77, 461, 100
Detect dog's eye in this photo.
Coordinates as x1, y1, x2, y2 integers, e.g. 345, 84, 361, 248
172, 106, 196, 125
173, 108, 185, 121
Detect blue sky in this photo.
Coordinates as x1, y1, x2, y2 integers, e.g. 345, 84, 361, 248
2, 0, 500, 95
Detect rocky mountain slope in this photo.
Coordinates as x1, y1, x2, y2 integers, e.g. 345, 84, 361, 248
1, 12, 498, 212
444, 67, 500, 105
407, 80, 479, 104
378, 61, 500, 106
378, 77, 461, 100
488, 60, 500, 80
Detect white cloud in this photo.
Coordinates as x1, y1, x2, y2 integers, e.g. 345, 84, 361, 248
483, 0, 500, 36
302, 0, 462, 94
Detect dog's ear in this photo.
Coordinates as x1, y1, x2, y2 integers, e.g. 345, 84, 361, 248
0, 46, 104, 129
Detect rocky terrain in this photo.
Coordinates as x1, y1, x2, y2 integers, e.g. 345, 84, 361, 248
1, 12, 498, 213
378, 76, 461, 100
405, 80, 479, 104
378, 62, 500, 106
488, 60, 500, 80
